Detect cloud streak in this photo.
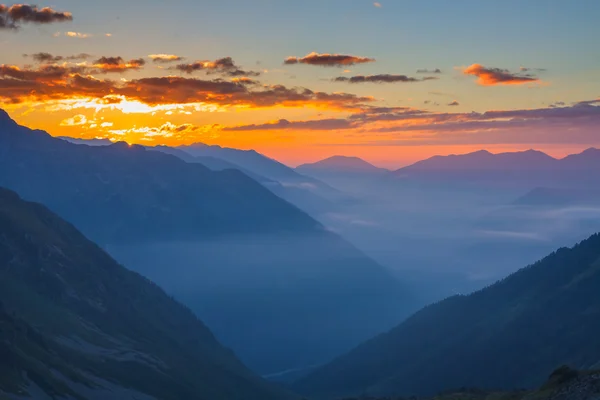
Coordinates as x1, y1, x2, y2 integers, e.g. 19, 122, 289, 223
284, 52, 375, 67
149, 54, 184, 63
25, 52, 91, 63
334, 74, 438, 83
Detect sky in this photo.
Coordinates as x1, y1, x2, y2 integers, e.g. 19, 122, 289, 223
1, 0, 599, 167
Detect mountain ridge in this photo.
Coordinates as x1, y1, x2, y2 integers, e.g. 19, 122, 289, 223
296, 231, 600, 398
0, 186, 292, 400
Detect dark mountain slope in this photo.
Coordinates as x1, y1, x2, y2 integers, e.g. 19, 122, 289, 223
341, 367, 600, 400
296, 232, 600, 398
0, 187, 291, 400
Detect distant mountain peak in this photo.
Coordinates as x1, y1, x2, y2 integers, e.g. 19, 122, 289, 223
297, 155, 387, 174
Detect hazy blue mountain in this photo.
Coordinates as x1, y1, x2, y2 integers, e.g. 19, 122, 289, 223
0, 187, 292, 400
296, 232, 600, 398
297, 156, 389, 175
149, 145, 335, 215
178, 143, 304, 182
58, 136, 114, 146
392, 148, 600, 192
560, 147, 600, 170
397, 149, 558, 172
0, 109, 410, 378
176, 143, 344, 202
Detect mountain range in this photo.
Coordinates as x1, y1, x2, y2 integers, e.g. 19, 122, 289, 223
295, 231, 600, 398
393, 148, 600, 189
0, 187, 291, 400
0, 109, 409, 377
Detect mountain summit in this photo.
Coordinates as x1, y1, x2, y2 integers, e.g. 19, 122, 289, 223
297, 156, 388, 174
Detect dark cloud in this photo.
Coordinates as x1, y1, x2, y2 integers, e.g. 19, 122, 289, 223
93, 56, 146, 73
0, 4, 72, 29
25, 52, 91, 63
174, 57, 260, 77
334, 74, 437, 83
448, 100, 460, 106
463, 64, 540, 85
223, 118, 356, 132
284, 52, 375, 67
416, 68, 442, 74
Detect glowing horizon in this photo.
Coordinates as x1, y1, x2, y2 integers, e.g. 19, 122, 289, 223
1, 0, 599, 167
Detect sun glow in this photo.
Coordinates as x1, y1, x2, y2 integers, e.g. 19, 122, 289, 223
42, 96, 227, 114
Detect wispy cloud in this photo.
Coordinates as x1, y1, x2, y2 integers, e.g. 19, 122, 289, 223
65, 31, 91, 39
334, 74, 437, 83
149, 54, 184, 63
416, 68, 442, 74
284, 52, 375, 67
24, 52, 91, 63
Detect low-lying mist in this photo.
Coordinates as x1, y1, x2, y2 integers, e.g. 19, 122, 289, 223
106, 233, 412, 378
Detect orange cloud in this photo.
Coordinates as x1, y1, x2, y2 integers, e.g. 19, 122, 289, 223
0, 64, 373, 111
463, 64, 540, 86
65, 31, 91, 38
284, 52, 375, 67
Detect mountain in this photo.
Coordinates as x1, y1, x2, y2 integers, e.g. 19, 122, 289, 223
149, 145, 273, 182
397, 149, 558, 173
0, 187, 291, 400
393, 148, 600, 191
297, 156, 389, 175
296, 232, 600, 398
58, 136, 114, 146
561, 147, 600, 170
178, 143, 304, 182
176, 143, 346, 205
340, 367, 600, 400
513, 186, 600, 207
0, 111, 318, 244
149, 145, 335, 215
0, 109, 409, 377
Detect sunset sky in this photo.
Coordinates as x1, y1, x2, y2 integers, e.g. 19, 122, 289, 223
1, 0, 599, 167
